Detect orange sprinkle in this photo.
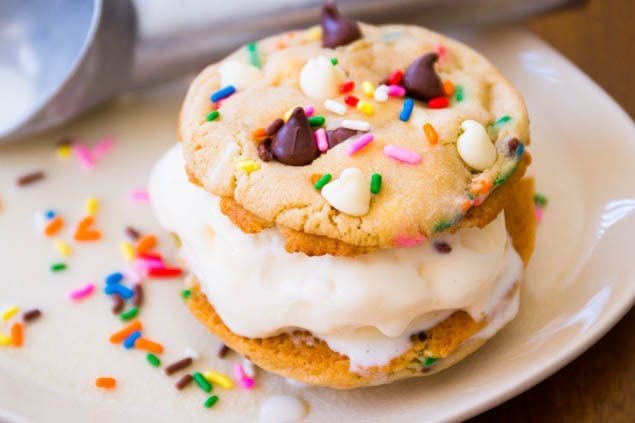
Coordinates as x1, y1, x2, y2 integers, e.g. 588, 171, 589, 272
44, 216, 65, 237
135, 337, 164, 354
10, 322, 23, 347
109, 320, 142, 343
74, 229, 101, 242
135, 234, 157, 254
251, 127, 267, 141
443, 80, 455, 96
423, 123, 438, 145
77, 216, 94, 230
276, 41, 287, 50
310, 173, 323, 185
95, 377, 117, 389
471, 178, 493, 195
461, 199, 473, 212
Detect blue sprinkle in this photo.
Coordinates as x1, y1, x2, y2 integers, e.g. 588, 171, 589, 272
399, 98, 414, 122
210, 85, 236, 103
123, 331, 141, 349
105, 272, 124, 285
45, 210, 56, 219
516, 143, 525, 158
104, 284, 134, 299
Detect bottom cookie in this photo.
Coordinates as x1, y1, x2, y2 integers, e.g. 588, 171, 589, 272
183, 178, 536, 389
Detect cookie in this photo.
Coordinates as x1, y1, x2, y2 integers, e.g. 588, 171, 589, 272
183, 177, 535, 389
178, 6, 529, 250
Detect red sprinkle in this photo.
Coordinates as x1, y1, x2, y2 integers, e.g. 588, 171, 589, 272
428, 97, 449, 109
344, 95, 359, 107
387, 69, 403, 86
137, 252, 164, 262
338, 80, 355, 93
148, 267, 183, 278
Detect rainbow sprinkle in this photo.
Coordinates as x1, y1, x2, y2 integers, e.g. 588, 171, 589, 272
346, 133, 374, 156
383, 144, 422, 165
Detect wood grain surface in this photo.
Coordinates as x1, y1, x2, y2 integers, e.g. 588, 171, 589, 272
471, 1, 634, 421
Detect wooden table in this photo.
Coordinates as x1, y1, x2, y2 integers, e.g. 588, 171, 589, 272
472, 1, 635, 421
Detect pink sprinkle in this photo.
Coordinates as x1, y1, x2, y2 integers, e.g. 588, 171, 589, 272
123, 267, 143, 284
304, 105, 315, 117
240, 377, 255, 390
383, 144, 422, 165
134, 258, 164, 272
314, 128, 328, 153
535, 206, 544, 224
92, 137, 114, 159
393, 234, 427, 247
69, 283, 95, 301
73, 144, 95, 170
129, 189, 150, 203
234, 363, 247, 380
437, 44, 447, 59
387, 85, 406, 97
346, 133, 374, 156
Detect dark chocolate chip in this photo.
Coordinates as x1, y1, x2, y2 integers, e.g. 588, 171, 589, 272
270, 107, 319, 166
165, 357, 193, 375
321, 2, 362, 48
266, 118, 284, 136
326, 127, 358, 148
434, 241, 452, 254
175, 374, 193, 390
507, 138, 520, 155
258, 138, 273, 162
410, 331, 428, 342
402, 53, 445, 101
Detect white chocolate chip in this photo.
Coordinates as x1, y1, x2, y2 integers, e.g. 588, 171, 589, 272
218, 60, 262, 90
456, 120, 497, 171
321, 168, 370, 216
299, 56, 344, 99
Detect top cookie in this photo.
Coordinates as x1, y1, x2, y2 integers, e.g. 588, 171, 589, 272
179, 7, 529, 249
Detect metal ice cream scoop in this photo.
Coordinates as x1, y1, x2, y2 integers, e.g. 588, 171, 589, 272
0, 0, 581, 142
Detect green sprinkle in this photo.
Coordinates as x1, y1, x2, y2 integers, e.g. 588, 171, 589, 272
247, 42, 261, 69
534, 193, 548, 207
434, 221, 452, 233
120, 307, 139, 321
493, 164, 517, 188
308, 116, 325, 127
370, 173, 382, 194
422, 357, 438, 367
206, 111, 219, 122
181, 289, 192, 299
204, 395, 219, 409
330, 57, 338, 65
50, 262, 67, 272
314, 173, 332, 190
147, 353, 161, 367
455, 85, 464, 102
494, 115, 511, 126
193, 372, 212, 392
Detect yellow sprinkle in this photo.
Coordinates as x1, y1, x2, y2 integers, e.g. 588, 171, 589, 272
85, 197, 99, 215
120, 241, 135, 261
356, 100, 374, 115
203, 370, 234, 389
1, 306, 19, 322
236, 160, 261, 175
361, 81, 375, 97
304, 26, 322, 42
0, 333, 11, 346
56, 145, 72, 159
54, 240, 72, 257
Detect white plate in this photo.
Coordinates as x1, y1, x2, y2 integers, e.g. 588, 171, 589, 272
1, 27, 634, 422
